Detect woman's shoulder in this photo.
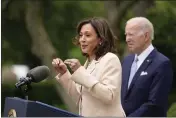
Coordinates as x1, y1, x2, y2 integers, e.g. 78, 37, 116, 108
103, 52, 119, 59
99, 52, 120, 63
97, 52, 121, 69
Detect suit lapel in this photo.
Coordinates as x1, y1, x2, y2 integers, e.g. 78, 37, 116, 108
125, 49, 157, 98
123, 55, 135, 98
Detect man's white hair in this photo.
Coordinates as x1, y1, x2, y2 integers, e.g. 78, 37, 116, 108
126, 17, 154, 40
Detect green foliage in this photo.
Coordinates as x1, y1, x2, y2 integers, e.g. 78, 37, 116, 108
3, 0, 25, 21
2, 1, 176, 116
148, 1, 176, 89
2, 20, 32, 65
168, 102, 176, 117
2, 0, 105, 67
168, 91, 176, 107
43, 1, 105, 60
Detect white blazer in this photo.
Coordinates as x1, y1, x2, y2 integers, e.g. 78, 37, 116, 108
56, 52, 126, 117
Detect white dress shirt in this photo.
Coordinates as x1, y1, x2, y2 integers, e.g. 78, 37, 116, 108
135, 44, 154, 70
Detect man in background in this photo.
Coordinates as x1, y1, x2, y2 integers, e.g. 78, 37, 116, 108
121, 17, 173, 117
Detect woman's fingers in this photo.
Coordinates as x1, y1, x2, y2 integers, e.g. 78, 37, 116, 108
52, 59, 57, 67
64, 59, 81, 72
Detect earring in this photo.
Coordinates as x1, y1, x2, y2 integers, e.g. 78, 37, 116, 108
99, 42, 102, 45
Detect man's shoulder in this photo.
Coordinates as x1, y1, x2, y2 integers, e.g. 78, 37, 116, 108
124, 54, 134, 59
123, 54, 134, 62
154, 50, 170, 63
150, 50, 172, 73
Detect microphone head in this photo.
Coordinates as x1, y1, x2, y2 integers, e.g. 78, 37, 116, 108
26, 65, 50, 83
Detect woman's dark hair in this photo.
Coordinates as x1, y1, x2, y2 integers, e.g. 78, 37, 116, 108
73, 17, 117, 60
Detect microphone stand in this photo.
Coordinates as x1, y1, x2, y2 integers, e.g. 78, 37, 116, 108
18, 84, 32, 100
15, 77, 32, 100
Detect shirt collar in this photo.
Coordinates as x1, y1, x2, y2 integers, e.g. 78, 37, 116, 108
135, 44, 154, 63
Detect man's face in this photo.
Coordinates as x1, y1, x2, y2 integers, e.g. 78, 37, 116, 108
125, 22, 146, 54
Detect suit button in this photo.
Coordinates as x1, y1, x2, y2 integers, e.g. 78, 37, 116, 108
125, 100, 128, 103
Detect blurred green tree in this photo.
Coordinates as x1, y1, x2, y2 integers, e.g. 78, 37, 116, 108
2, 0, 176, 116
2, 0, 105, 113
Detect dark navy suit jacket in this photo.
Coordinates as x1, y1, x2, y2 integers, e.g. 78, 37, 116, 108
121, 49, 173, 117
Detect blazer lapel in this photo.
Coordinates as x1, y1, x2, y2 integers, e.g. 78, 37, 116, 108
84, 59, 99, 74
125, 49, 157, 98
80, 59, 98, 92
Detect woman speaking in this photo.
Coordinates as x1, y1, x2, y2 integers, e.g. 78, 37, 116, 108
52, 17, 125, 117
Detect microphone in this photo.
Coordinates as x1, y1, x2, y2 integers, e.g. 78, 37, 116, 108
15, 65, 50, 88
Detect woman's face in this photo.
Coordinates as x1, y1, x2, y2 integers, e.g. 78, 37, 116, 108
79, 23, 100, 56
